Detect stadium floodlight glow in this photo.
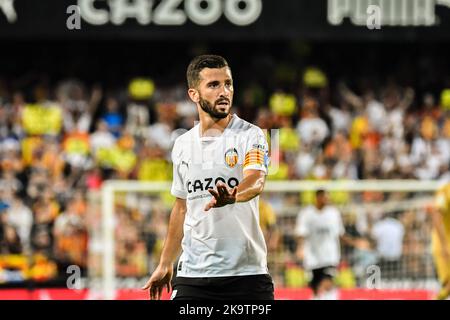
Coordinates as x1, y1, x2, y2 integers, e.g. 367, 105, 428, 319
100, 179, 442, 300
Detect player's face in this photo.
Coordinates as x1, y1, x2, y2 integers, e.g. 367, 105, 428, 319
316, 192, 328, 208
196, 67, 234, 119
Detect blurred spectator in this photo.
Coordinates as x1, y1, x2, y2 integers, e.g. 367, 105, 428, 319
1, 92, 26, 138
0, 46, 449, 289
0, 201, 10, 246
296, 98, 329, 147
90, 120, 116, 155
0, 225, 23, 254
61, 83, 102, 134
147, 103, 178, 151
0, 138, 23, 174
0, 170, 23, 196
30, 226, 54, 259
5, 193, 33, 252
327, 101, 351, 135
84, 167, 103, 190
294, 143, 315, 179
371, 212, 405, 279
115, 206, 148, 277
33, 188, 60, 226
63, 129, 92, 169
54, 198, 88, 270
38, 138, 65, 178
101, 96, 124, 138
342, 211, 377, 285
126, 101, 150, 138
136, 144, 172, 181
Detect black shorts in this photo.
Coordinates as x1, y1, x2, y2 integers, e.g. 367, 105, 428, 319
171, 274, 274, 300
309, 266, 337, 292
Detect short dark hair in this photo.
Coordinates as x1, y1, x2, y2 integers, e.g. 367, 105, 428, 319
316, 189, 326, 197
186, 55, 229, 89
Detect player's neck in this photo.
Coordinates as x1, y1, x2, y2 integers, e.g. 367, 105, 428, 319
315, 204, 326, 211
199, 113, 233, 137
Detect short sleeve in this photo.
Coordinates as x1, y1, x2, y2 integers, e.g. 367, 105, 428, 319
295, 209, 309, 237
243, 127, 269, 174
335, 209, 345, 236
170, 140, 187, 199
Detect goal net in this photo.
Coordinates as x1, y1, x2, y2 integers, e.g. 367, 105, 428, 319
87, 179, 443, 300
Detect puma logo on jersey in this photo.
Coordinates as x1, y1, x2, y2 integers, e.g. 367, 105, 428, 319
181, 161, 189, 169
186, 177, 239, 193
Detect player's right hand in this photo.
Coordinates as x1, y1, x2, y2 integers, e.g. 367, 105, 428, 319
204, 182, 237, 211
141, 263, 173, 300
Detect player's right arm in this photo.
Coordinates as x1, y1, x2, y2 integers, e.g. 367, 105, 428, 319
295, 209, 308, 262
431, 206, 450, 265
432, 189, 450, 264
295, 236, 305, 261
141, 197, 186, 300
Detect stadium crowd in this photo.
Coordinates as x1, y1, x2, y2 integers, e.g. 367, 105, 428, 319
0, 47, 449, 287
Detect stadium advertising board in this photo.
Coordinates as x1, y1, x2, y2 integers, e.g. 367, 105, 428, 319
1, 1, 450, 39
0, 288, 435, 300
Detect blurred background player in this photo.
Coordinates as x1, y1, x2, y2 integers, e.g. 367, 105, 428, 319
259, 198, 280, 252
370, 211, 405, 280
431, 183, 450, 300
295, 190, 355, 300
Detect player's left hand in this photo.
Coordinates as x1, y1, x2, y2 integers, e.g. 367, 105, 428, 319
204, 181, 237, 211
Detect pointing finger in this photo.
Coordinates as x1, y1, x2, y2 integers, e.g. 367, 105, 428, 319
208, 188, 219, 199
142, 279, 152, 290
156, 286, 163, 300
150, 286, 156, 300
216, 181, 225, 187
218, 185, 228, 197
204, 199, 216, 211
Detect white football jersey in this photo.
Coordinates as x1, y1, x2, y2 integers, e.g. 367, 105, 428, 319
295, 205, 345, 270
171, 114, 270, 277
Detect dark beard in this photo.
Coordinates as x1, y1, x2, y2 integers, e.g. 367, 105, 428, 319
199, 97, 229, 119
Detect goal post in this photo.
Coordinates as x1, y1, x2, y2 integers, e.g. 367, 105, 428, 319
99, 179, 443, 300
101, 181, 172, 300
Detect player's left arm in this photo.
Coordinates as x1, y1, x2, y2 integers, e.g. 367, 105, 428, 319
235, 169, 266, 203
204, 170, 265, 211
432, 192, 450, 264
204, 127, 269, 211
235, 127, 269, 203
340, 234, 357, 247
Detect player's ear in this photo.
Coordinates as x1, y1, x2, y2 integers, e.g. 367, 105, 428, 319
188, 88, 199, 103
